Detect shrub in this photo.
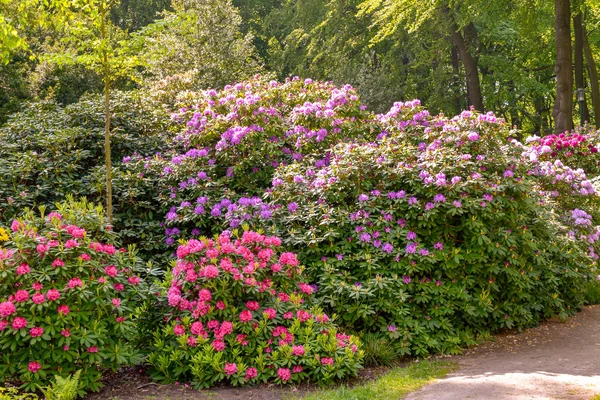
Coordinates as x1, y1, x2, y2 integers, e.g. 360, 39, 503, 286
263, 105, 598, 355
148, 230, 363, 388
0, 90, 169, 224
0, 199, 146, 392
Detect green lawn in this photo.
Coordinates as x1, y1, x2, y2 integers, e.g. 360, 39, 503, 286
297, 360, 457, 400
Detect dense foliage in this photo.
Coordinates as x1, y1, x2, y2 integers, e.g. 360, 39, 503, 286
149, 230, 363, 388
0, 199, 147, 392
263, 104, 599, 355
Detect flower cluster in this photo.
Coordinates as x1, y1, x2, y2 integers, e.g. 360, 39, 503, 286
0, 200, 145, 392
148, 230, 362, 388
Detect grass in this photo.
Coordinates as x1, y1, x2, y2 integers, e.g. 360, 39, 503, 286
296, 360, 458, 400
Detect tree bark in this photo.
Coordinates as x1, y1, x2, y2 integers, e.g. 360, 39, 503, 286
100, 3, 113, 225
553, 0, 573, 133
451, 27, 484, 111
573, 12, 590, 123
450, 46, 463, 114
583, 20, 600, 128
442, 7, 484, 112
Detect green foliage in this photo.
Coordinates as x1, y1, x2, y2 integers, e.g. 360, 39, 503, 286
137, 0, 261, 103
0, 386, 38, 400
0, 198, 147, 392
265, 103, 599, 356
0, 90, 169, 261
40, 370, 81, 400
360, 333, 403, 367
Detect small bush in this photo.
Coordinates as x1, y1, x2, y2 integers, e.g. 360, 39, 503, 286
0, 199, 146, 392
148, 230, 363, 388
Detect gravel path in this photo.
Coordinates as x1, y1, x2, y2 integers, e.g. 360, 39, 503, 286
407, 305, 600, 400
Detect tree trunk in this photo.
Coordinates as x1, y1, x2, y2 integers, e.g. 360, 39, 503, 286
451, 27, 484, 111
100, 4, 113, 225
573, 12, 590, 123
450, 46, 463, 114
553, 0, 573, 133
442, 6, 484, 111
583, 20, 600, 128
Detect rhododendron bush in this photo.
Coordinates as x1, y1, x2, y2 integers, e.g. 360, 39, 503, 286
148, 230, 363, 388
114, 76, 377, 250
263, 103, 599, 356
0, 200, 146, 392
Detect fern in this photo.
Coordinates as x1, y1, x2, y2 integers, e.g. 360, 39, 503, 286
40, 370, 81, 400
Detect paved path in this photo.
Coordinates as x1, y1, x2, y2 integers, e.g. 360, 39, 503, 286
407, 305, 600, 400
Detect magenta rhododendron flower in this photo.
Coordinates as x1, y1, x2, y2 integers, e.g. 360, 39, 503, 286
30, 327, 44, 338
277, 368, 291, 381
12, 317, 27, 330
28, 361, 42, 373
224, 363, 237, 375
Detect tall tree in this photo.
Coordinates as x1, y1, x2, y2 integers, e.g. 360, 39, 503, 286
46, 0, 139, 224
582, 15, 600, 128
573, 11, 590, 122
553, 0, 573, 133
358, 0, 485, 111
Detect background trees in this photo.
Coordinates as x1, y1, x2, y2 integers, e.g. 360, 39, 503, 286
3, 0, 600, 152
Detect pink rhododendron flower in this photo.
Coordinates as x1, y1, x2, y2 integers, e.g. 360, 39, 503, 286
263, 308, 276, 319
64, 239, 79, 248
87, 346, 98, 353
212, 340, 225, 351
46, 289, 60, 301
32, 282, 43, 291
16, 263, 30, 275
198, 289, 212, 302
67, 278, 82, 289
52, 259, 64, 268
12, 317, 27, 330
32, 293, 45, 304
246, 301, 259, 311
321, 357, 334, 366
277, 368, 291, 381
14, 290, 29, 303
36, 244, 49, 254
57, 304, 70, 315
114, 283, 125, 291
112, 298, 121, 308
128, 276, 140, 285
174, 324, 185, 336
105, 265, 118, 277
28, 361, 42, 373
10, 220, 23, 232
239, 310, 253, 322
224, 363, 238, 375
30, 326, 44, 337
245, 367, 258, 380
292, 345, 305, 356
61, 329, 71, 337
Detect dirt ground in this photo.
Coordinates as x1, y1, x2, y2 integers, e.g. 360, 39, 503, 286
87, 305, 600, 400
406, 305, 600, 400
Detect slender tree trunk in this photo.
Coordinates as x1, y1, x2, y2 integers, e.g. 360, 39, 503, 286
553, 0, 573, 133
583, 21, 600, 128
451, 27, 484, 111
100, 4, 113, 225
573, 12, 590, 123
442, 6, 484, 111
450, 46, 462, 114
